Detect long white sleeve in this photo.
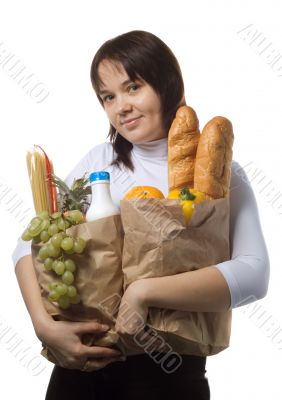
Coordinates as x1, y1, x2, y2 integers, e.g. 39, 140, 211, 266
215, 161, 270, 309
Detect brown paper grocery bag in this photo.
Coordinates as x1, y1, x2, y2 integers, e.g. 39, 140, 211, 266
120, 197, 232, 356
32, 214, 126, 363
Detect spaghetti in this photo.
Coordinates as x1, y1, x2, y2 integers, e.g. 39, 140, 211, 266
26, 146, 57, 213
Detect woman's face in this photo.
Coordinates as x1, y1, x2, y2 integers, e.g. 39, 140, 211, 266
97, 59, 166, 144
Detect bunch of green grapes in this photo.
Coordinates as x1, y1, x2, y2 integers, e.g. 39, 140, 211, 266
22, 210, 86, 309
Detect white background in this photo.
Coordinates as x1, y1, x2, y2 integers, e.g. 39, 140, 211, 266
1, 0, 281, 398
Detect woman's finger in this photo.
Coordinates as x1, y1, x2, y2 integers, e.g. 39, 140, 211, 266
46, 347, 85, 370
46, 347, 61, 365
73, 321, 110, 335
81, 344, 122, 358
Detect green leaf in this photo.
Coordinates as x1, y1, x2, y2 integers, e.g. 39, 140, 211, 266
179, 187, 196, 201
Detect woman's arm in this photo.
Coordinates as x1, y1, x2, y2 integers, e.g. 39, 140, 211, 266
214, 161, 270, 308
123, 161, 270, 313
15, 255, 123, 370
15, 255, 54, 336
142, 266, 231, 311
129, 266, 231, 312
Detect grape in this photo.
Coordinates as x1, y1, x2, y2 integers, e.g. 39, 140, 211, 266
48, 223, 59, 236
67, 285, 77, 298
30, 216, 43, 226
28, 217, 44, 237
51, 211, 62, 219
57, 218, 66, 231
64, 219, 71, 229
69, 294, 81, 304
48, 289, 60, 302
61, 237, 74, 251
56, 283, 68, 296
73, 238, 86, 254
41, 219, 50, 231
51, 260, 59, 271
44, 257, 53, 271
69, 210, 84, 224
37, 211, 49, 219
64, 248, 75, 255
54, 261, 65, 275
51, 232, 64, 248
62, 271, 74, 285
22, 211, 86, 309
64, 259, 76, 273
47, 243, 61, 258
39, 245, 49, 260
28, 225, 42, 237
40, 230, 50, 243
58, 295, 70, 309
21, 229, 33, 241
48, 281, 60, 291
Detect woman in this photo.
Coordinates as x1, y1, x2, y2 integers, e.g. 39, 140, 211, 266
13, 30, 270, 400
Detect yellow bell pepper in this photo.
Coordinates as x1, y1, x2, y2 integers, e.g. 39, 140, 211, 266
167, 187, 206, 224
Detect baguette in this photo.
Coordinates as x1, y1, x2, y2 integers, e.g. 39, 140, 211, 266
194, 116, 234, 199
168, 106, 200, 192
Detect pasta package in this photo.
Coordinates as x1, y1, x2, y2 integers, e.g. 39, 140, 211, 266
26, 145, 57, 214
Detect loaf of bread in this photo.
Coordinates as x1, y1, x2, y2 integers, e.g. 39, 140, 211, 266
168, 106, 200, 192
193, 116, 234, 199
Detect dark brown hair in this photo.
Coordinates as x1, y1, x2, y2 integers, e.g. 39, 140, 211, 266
90, 30, 186, 171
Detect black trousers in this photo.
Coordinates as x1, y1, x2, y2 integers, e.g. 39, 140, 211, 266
45, 353, 210, 400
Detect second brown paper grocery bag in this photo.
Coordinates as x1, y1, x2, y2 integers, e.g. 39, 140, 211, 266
120, 197, 232, 356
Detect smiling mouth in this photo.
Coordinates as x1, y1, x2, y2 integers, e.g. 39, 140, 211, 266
122, 117, 142, 128
122, 116, 141, 124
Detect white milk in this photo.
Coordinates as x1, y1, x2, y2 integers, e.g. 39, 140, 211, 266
86, 171, 120, 222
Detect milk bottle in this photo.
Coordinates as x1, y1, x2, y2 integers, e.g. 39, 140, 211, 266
86, 171, 120, 222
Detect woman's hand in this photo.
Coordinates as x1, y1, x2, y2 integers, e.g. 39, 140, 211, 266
115, 280, 150, 351
37, 319, 123, 371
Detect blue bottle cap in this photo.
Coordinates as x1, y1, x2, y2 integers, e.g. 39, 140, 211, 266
89, 171, 110, 183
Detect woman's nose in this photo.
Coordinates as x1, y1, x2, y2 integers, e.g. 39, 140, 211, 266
116, 95, 132, 114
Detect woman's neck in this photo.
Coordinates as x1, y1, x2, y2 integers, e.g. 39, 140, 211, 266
132, 137, 168, 159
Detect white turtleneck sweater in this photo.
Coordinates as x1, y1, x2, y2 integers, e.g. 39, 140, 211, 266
12, 138, 270, 309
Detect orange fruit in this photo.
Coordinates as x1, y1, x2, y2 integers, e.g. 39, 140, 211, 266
123, 186, 165, 200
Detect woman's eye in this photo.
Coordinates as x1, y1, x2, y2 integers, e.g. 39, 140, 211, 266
103, 95, 113, 102
129, 84, 139, 92
102, 84, 139, 102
